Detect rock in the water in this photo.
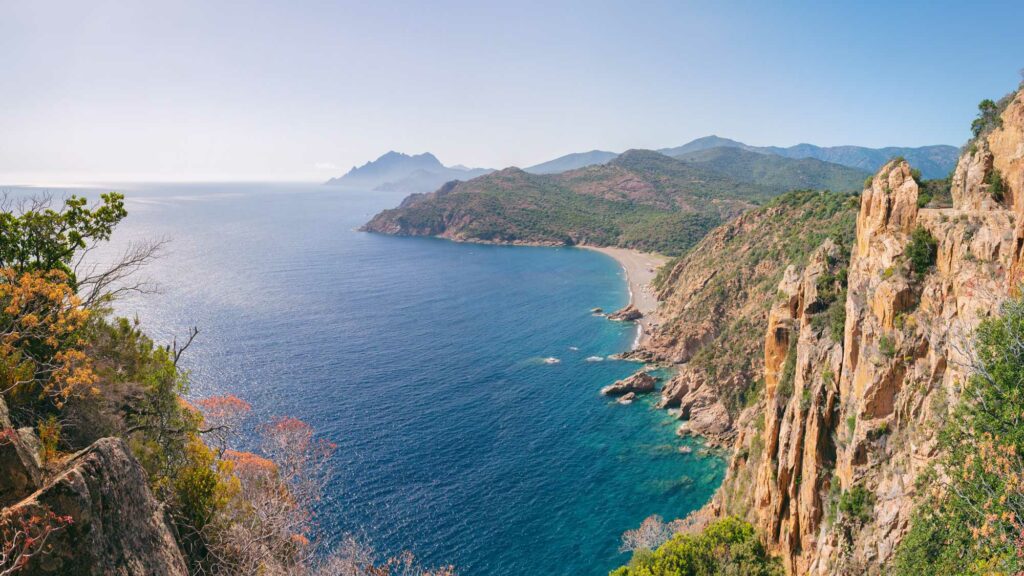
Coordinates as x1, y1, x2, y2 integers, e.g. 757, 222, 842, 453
601, 370, 658, 395
591, 307, 604, 314
618, 392, 637, 404
9, 437, 189, 576
607, 304, 642, 321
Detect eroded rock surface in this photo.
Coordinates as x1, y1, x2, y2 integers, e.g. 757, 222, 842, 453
701, 90, 1024, 576
602, 370, 658, 395
9, 437, 188, 576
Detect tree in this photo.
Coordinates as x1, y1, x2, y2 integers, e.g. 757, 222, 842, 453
611, 517, 782, 576
892, 296, 1024, 574
971, 99, 1003, 139
906, 226, 937, 277
0, 193, 126, 277
0, 268, 96, 408
620, 515, 685, 553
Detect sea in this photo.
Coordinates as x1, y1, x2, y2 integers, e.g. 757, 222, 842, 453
8, 182, 725, 575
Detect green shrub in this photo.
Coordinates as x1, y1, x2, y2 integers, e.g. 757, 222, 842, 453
916, 189, 932, 208
986, 168, 1006, 201
777, 336, 798, 398
892, 296, 1024, 574
836, 485, 874, 523
971, 98, 1003, 138
610, 517, 782, 576
906, 226, 937, 276
879, 334, 896, 358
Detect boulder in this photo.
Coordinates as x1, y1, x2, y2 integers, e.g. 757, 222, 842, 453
8, 437, 189, 576
607, 304, 642, 321
618, 392, 637, 404
601, 370, 657, 395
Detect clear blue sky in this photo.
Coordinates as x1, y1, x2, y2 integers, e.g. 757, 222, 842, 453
2, 0, 1022, 182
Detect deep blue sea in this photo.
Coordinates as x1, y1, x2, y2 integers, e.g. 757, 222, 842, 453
13, 182, 725, 575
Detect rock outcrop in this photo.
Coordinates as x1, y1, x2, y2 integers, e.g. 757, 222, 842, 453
628, 190, 858, 446
6, 436, 189, 575
701, 89, 1024, 575
601, 370, 658, 395
0, 398, 42, 507
607, 304, 643, 321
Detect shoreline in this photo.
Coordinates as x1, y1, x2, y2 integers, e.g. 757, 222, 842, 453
362, 230, 671, 350
579, 246, 669, 349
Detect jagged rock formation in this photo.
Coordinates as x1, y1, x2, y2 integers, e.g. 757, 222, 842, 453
9, 437, 189, 575
0, 393, 187, 575
601, 370, 658, 395
631, 190, 858, 445
700, 89, 1024, 574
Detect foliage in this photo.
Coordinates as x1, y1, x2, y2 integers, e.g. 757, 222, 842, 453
0, 507, 73, 575
986, 168, 1006, 202
0, 193, 126, 280
0, 268, 95, 410
891, 296, 1024, 574
971, 99, 1004, 138
836, 485, 874, 524
609, 517, 782, 576
37, 415, 60, 464
777, 336, 798, 399
906, 226, 937, 277
879, 334, 896, 358
917, 176, 952, 209
620, 515, 689, 554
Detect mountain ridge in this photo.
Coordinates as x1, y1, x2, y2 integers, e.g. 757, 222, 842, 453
324, 150, 492, 192
520, 136, 958, 179
362, 148, 869, 255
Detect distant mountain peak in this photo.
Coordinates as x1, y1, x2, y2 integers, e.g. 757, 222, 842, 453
524, 149, 619, 174
326, 150, 492, 192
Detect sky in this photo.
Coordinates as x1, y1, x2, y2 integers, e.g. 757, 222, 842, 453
2, 0, 1023, 183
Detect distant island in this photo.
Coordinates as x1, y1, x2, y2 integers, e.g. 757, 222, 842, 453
325, 151, 492, 193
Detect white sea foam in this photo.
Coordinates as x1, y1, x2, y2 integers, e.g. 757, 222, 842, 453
585, 356, 604, 362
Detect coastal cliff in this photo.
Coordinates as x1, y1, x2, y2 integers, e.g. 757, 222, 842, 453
681, 88, 1024, 574
629, 190, 858, 445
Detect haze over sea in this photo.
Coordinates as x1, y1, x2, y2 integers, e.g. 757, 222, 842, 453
23, 182, 725, 575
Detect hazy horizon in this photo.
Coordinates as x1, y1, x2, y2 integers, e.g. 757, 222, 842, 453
4, 0, 1024, 184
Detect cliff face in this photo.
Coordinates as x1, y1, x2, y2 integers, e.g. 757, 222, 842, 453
631, 191, 857, 445
11, 437, 189, 576
704, 90, 1024, 574
0, 396, 187, 575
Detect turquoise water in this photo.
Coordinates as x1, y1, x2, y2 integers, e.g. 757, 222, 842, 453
38, 183, 725, 575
